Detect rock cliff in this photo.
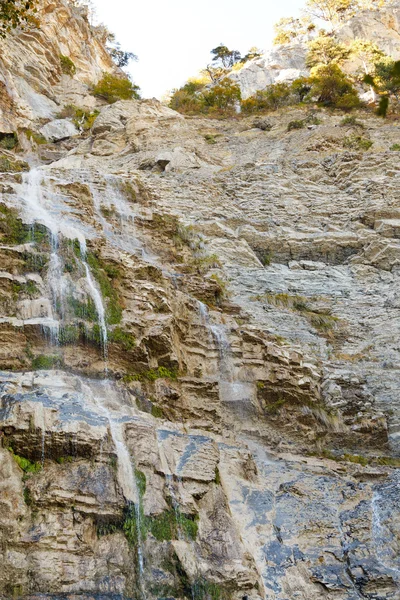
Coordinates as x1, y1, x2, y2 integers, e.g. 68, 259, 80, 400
0, 2, 399, 600
231, 1, 400, 99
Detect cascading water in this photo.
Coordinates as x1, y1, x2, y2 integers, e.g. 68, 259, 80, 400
20, 168, 147, 592
198, 304, 257, 419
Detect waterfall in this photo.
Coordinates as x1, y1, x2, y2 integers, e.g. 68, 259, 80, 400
20, 168, 110, 363
82, 379, 146, 585
198, 304, 256, 412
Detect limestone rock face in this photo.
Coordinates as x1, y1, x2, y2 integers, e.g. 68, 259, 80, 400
0, 0, 114, 132
40, 119, 78, 141
230, 43, 309, 100
0, 2, 399, 600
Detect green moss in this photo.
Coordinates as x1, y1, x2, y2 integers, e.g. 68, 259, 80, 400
343, 453, 369, 467
60, 55, 76, 76
55, 456, 74, 464
86, 251, 123, 325
374, 456, 400, 467
0, 205, 50, 248
124, 366, 178, 384
209, 273, 228, 302
23, 486, 33, 506
191, 253, 222, 274
58, 324, 80, 345
147, 510, 176, 541
151, 404, 164, 419
23, 129, 47, 145
12, 280, 39, 299
135, 469, 146, 498
109, 327, 136, 351
31, 354, 63, 370
264, 397, 287, 415
390, 143, 400, 151
204, 134, 218, 144
9, 449, 41, 474
68, 296, 97, 322
192, 579, 224, 600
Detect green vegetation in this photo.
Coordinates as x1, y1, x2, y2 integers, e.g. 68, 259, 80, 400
58, 324, 80, 345
390, 143, 400, 151
12, 280, 39, 299
0, 204, 49, 246
343, 135, 373, 150
287, 119, 305, 131
8, 448, 41, 474
68, 296, 98, 322
241, 82, 294, 113
150, 511, 198, 541
150, 404, 164, 419
0, 154, 29, 173
55, 456, 74, 465
92, 73, 140, 104
340, 115, 364, 127
109, 327, 136, 351
124, 366, 178, 384
192, 580, 225, 600
309, 64, 360, 110
0, 133, 18, 150
23, 129, 47, 145
170, 77, 241, 117
0, 0, 38, 38
58, 105, 100, 131
31, 354, 63, 370
343, 453, 369, 466
59, 55, 76, 76
86, 251, 123, 325
364, 58, 400, 116
260, 292, 339, 334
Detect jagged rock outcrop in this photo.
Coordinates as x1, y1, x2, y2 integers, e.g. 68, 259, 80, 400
0, 2, 399, 600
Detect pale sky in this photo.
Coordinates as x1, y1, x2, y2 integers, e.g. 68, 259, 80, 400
91, 0, 304, 99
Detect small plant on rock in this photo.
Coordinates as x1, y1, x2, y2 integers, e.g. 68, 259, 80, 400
59, 55, 76, 76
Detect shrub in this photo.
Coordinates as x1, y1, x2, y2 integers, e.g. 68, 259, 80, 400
92, 73, 140, 104
340, 115, 364, 128
287, 119, 305, 131
60, 55, 76, 76
202, 78, 241, 112
241, 82, 292, 113
309, 64, 360, 110
343, 135, 373, 150
0, 132, 18, 150
31, 354, 63, 370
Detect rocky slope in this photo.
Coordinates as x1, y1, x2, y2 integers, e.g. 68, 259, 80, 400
231, 1, 400, 99
0, 2, 399, 600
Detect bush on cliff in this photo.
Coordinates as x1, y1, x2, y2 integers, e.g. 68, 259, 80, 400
0, 0, 37, 37
92, 73, 140, 104
308, 64, 360, 110
169, 78, 241, 116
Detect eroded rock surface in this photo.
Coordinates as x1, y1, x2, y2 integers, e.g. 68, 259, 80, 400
0, 2, 399, 600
